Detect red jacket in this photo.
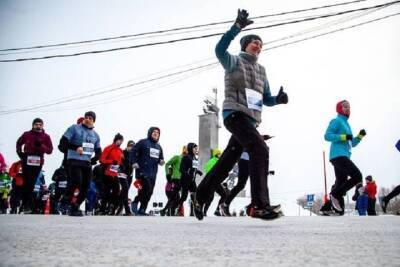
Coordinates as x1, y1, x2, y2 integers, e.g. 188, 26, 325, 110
100, 144, 124, 177
365, 181, 377, 199
16, 130, 53, 165
9, 161, 24, 186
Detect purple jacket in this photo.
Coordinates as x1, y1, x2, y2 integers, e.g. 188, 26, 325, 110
16, 130, 53, 165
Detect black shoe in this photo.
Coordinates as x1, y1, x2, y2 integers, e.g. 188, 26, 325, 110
160, 209, 166, 217
267, 204, 281, 213
214, 209, 221, 216
219, 203, 231, 217
137, 210, 149, 216
251, 207, 280, 221
68, 209, 83, 217
123, 212, 134, 216
193, 196, 204, 221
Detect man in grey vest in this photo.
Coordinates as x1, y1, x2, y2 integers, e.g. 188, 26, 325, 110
194, 9, 288, 221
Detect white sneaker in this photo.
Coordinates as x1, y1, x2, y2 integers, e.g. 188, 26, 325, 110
330, 194, 343, 212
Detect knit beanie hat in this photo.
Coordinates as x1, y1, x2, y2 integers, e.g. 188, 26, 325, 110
240, 34, 262, 51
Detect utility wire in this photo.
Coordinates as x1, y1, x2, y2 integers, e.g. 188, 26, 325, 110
0, 0, 369, 53
2, 10, 397, 115
2, 0, 397, 63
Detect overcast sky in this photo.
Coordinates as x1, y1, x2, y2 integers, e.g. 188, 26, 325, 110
1, 0, 399, 212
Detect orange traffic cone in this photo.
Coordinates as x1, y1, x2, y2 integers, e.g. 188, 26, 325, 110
44, 194, 51, 215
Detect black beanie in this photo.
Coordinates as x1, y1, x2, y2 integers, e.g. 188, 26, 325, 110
32, 118, 43, 126
84, 111, 96, 122
113, 133, 124, 142
240, 34, 262, 51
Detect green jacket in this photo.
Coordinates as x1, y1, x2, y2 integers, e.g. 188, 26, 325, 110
0, 173, 11, 198
204, 156, 219, 174
165, 155, 182, 180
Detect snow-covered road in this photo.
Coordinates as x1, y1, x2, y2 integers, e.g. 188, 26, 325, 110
0, 215, 399, 266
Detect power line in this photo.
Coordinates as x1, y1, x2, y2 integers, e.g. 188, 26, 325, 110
0, 0, 369, 53
2, 0, 398, 63
2, 10, 397, 115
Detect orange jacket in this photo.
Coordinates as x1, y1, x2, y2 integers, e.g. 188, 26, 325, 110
9, 161, 24, 186
100, 144, 124, 177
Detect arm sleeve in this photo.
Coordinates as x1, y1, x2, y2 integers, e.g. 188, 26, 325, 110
159, 147, 164, 162
324, 119, 342, 142
215, 24, 241, 72
180, 157, 190, 177
16, 133, 26, 159
129, 141, 142, 164
99, 146, 112, 165
262, 79, 277, 106
165, 156, 177, 173
41, 135, 53, 155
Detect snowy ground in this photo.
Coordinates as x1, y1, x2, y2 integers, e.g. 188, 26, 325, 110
0, 215, 399, 267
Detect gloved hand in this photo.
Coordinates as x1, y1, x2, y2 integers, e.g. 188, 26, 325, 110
235, 9, 253, 29
340, 134, 353, 141
133, 179, 142, 190
159, 159, 165, 166
275, 86, 288, 104
268, 170, 275, 175
263, 135, 274, 141
90, 158, 98, 165
132, 163, 139, 169
34, 140, 41, 147
357, 129, 366, 139
196, 170, 203, 176
112, 160, 118, 165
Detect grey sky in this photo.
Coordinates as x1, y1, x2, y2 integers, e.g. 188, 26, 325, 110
0, 0, 399, 213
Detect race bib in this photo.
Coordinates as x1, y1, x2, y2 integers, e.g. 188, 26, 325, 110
245, 88, 262, 111
58, 181, 67, 188
0, 181, 5, 188
109, 164, 119, 173
42, 194, 49, 201
34, 184, 41, 192
118, 173, 127, 179
150, 148, 160, 159
82, 142, 94, 155
192, 159, 199, 169
241, 152, 250, 161
27, 155, 41, 166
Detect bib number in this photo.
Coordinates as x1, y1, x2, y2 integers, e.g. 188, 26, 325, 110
82, 142, 94, 155
192, 159, 199, 169
245, 88, 262, 111
118, 173, 127, 179
58, 181, 67, 188
109, 164, 119, 173
27, 155, 41, 166
150, 148, 160, 159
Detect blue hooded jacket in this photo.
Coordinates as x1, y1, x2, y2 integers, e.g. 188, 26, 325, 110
324, 114, 362, 160
130, 127, 164, 181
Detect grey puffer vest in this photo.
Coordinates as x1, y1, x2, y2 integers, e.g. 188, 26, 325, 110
222, 52, 266, 123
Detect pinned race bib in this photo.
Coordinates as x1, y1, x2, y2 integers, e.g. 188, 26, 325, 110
109, 164, 120, 173
58, 181, 68, 188
245, 88, 263, 111
150, 148, 160, 159
192, 159, 199, 169
82, 142, 94, 155
27, 155, 41, 166
118, 173, 128, 179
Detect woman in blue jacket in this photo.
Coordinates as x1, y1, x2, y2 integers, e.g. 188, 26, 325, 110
323, 100, 366, 214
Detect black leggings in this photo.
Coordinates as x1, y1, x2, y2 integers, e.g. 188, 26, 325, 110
196, 112, 270, 208
137, 178, 155, 212
330, 157, 362, 198
119, 177, 130, 213
67, 160, 92, 208
103, 176, 120, 209
180, 178, 197, 205
385, 185, 400, 202
21, 163, 42, 211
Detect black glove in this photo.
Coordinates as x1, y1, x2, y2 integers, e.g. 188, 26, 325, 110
359, 129, 366, 137
235, 9, 253, 29
346, 134, 353, 141
275, 86, 288, 104
112, 160, 118, 165
197, 170, 203, 176
90, 158, 98, 165
34, 140, 41, 147
269, 170, 275, 175
263, 135, 274, 141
